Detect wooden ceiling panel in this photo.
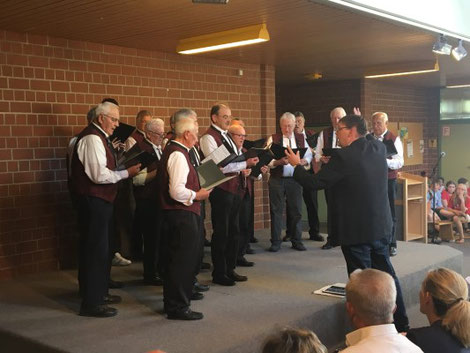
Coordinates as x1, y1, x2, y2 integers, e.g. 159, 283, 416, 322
0, 0, 469, 86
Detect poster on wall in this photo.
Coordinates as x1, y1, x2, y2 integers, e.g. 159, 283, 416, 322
442, 126, 450, 137
407, 140, 414, 158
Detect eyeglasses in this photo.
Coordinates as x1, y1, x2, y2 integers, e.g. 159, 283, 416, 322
148, 131, 164, 138
231, 133, 247, 138
337, 126, 349, 132
103, 114, 119, 123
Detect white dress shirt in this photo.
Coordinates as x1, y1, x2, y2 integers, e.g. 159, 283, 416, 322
167, 141, 196, 206
266, 134, 313, 177
374, 130, 404, 170
133, 139, 162, 187
200, 124, 247, 174
314, 129, 340, 163
342, 324, 423, 353
76, 123, 128, 184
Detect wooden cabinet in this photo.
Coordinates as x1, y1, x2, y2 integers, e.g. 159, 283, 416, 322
398, 172, 427, 243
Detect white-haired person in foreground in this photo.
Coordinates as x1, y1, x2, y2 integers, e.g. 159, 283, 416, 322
261, 327, 327, 353
342, 269, 423, 353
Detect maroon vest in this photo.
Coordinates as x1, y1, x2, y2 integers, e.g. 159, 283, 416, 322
383, 130, 399, 179
203, 126, 240, 195
322, 126, 335, 149
240, 147, 254, 197
270, 133, 305, 178
131, 129, 146, 146
71, 124, 118, 203
133, 138, 161, 200
158, 141, 201, 216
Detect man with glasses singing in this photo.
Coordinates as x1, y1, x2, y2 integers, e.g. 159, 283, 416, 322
132, 118, 165, 286
71, 101, 141, 317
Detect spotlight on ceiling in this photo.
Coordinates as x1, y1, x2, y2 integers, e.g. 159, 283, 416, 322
452, 40, 467, 61
192, 0, 229, 3
432, 34, 452, 55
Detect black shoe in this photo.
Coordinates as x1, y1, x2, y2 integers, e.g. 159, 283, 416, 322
167, 308, 203, 320
108, 279, 124, 289
249, 237, 258, 243
237, 257, 254, 267
389, 246, 397, 257
268, 245, 280, 252
79, 304, 117, 318
282, 235, 290, 242
321, 242, 333, 250
204, 239, 211, 247
143, 276, 163, 286
200, 262, 211, 270
245, 247, 256, 255
228, 271, 247, 282
193, 282, 210, 292
292, 243, 306, 251
309, 234, 324, 241
212, 276, 236, 286
191, 291, 204, 300
431, 236, 442, 244
103, 294, 122, 304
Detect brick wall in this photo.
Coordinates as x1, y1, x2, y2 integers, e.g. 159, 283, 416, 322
276, 79, 440, 176
0, 30, 276, 279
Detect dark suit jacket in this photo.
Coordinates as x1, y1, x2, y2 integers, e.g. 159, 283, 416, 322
293, 137, 392, 246
407, 320, 470, 353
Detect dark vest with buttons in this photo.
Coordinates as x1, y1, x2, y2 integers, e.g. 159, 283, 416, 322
71, 123, 118, 203
158, 141, 201, 216
270, 132, 305, 178
130, 129, 146, 146
203, 125, 240, 194
133, 138, 161, 201
322, 126, 335, 149
383, 130, 399, 179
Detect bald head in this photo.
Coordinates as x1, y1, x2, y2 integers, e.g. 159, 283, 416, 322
228, 124, 246, 150
330, 107, 346, 130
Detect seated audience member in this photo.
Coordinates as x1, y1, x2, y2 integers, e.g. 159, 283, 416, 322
457, 177, 470, 196
261, 327, 327, 353
427, 179, 455, 221
447, 183, 470, 243
342, 268, 423, 352
437, 176, 445, 192
442, 181, 456, 208
407, 268, 470, 353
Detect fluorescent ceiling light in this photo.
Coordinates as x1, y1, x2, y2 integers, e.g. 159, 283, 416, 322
177, 24, 269, 55
320, 0, 470, 42
365, 61, 439, 79
446, 84, 470, 88
452, 40, 467, 61
432, 34, 452, 55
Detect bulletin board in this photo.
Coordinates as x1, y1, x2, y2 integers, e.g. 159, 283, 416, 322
397, 122, 423, 166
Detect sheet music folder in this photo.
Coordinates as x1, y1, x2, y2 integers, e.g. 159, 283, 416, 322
110, 122, 135, 143
196, 159, 236, 190
116, 144, 157, 171
270, 143, 307, 160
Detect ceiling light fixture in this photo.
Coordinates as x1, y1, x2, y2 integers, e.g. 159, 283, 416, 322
451, 39, 467, 61
432, 34, 452, 55
177, 24, 269, 55
365, 61, 439, 79
446, 84, 470, 88
192, 0, 229, 3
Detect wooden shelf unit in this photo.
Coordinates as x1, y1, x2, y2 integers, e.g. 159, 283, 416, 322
398, 172, 427, 243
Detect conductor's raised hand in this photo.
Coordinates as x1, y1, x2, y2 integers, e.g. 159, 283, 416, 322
195, 188, 211, 201
127, 163, 141, 178
285, 146, 301, 167
353, 107, 361, 116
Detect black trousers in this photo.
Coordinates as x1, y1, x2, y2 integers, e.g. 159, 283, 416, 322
77, 195, 113, 308
303, 187, 320, 236
387, 178, 397, 247
163, 210, 201, 314
134, 197, 162, 279
269, 177, 303, 245
341, 239, 409, 332
209, 188, 241, 278
238, 191, 251, 259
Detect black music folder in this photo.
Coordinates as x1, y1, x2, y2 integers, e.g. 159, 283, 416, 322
196, 159, 236, 190
116, 144, 157, 171
110, 122, 135, 143
270, 143, 307, 160
243, 138, 266, 149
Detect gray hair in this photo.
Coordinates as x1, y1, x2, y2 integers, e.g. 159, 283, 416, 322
95, 101, 119, 118
173, 109, 196, 124
175, 117, 197, 137
87, 106, 97, 124
330, 107, 346, 119
279, 112, 295, 124
346, 269, 396, 325
372, 111, 389, 123
145, 118, 164, 133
